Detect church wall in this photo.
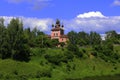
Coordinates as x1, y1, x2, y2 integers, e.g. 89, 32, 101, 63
51, 31, 60, 39
59, 37, 68, 43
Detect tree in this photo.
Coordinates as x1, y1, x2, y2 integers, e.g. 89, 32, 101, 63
67, 43, 83, 58
105, 30, 118, 39
59, 42, 65, 47
67, 31, 78, 44
105, 30, 119, 44
0, 18, 11, 59
7, 18, 30, 61
92, 41, 120, 62
35, 34, 49, 48
50, 39, 59, 47
24, 28, 32, 47
77, 31, 89, 46
89, 31, 101, 45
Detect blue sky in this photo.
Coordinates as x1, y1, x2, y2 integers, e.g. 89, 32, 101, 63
0, 0, 120, 34
0, 0, 120, 18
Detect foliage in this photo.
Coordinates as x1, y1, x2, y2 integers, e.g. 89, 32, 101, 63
92, 42, 120, 63
0, 18, 30, 61
67, 31, 101, 46
67, 43, 83, 58
89, 31, 102, 45
44, 51, 73, 65
1, 18, 120, 80
105, 30, 120, 44
67, 31, 78, 44
59, 42, 65, 47
77, 31, 90, 46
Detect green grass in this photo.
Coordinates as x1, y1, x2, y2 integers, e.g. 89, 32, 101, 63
114, 45, 120, 54
66, 58, 120, 78
0, 46, 120, 80
0, 59, 52, 80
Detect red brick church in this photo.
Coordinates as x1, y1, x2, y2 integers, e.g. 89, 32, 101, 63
50, 19, 68, 43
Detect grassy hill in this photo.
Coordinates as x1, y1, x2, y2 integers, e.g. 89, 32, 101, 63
0, 46, 120, 80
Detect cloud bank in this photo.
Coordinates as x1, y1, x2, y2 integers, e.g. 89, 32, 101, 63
112, 0, 120, 6
0, 16, 53, 33
1, 11, 120, 34
6, 0, 52, 10
65, 11, 120, 34
77, 11, 106, 18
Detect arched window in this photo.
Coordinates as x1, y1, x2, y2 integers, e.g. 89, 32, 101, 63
56, 33, 58, 36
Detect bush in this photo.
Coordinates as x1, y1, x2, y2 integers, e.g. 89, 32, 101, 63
0, 73, 3, 79
67, 43, 83, 58
19, 75, 28, 80
31, 48, 46, 56
45, 53, 63, 65
45, 51, 74, 65
64, 51, 74, 62
59, 42, 65, 47
13, 70, 18, 75
36, 69, 51, 78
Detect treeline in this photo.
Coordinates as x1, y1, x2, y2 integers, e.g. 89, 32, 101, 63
0, 18, 120, 63
67, 30, 120, 63
0, 18, 30, 61
68, 30, 120, 46
0, 18, 59, 61
38, 30, 120, 66
68, 31, 101, 46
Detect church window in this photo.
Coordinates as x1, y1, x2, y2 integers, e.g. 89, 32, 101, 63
56, 33, 58, 36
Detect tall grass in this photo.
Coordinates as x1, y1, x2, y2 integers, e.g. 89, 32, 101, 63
0, 46, 120, 80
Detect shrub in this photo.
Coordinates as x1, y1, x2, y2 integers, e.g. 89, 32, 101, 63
19, 75, 28, 80
45, 53, 63, 65
0, 73, 3, 79
36, 70, 51, 78
67, 43, 83, 58
13, 70, 18, 75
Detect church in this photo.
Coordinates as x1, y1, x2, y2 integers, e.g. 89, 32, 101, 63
50, 19, 68, 43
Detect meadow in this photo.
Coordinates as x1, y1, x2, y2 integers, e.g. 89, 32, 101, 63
0, 46, 120, 80
1, 18, 120, 80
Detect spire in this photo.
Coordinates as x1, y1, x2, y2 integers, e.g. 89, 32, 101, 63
56, 19, 60, 24
61, 24, 64, 28
55, 19, 60, 27
52, 24, 54, 28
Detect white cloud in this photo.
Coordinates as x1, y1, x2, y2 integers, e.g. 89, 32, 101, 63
1, 11, 120, 35
0, 16, 53, 33
101, 34, 106, 40
64, 11, 120, 34
77, 11, 106, 18
6, 0, 52, 10
112, 0, 120, 6
21, 17, 53, 32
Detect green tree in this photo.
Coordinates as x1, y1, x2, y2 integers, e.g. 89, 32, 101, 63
93, 41, 120, 62
7, 18, 30, 61
89, 31, 101, 45
50, 39, 59, 47
105, 30, 119, 44
67, 31, 78, 44
77, 31, 89, 46
67, 43, 83, 58
24, 28, 32, 47
0, 18, 11, 59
